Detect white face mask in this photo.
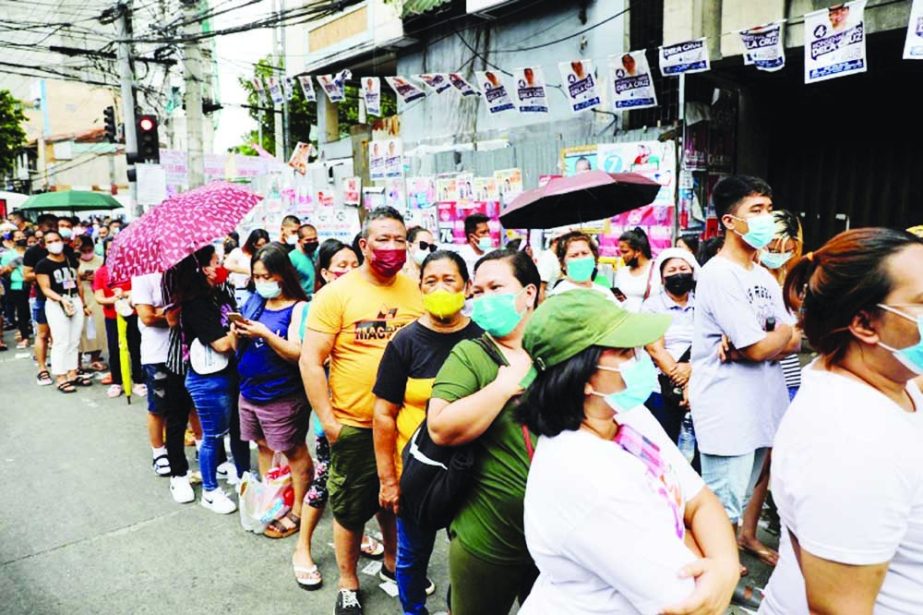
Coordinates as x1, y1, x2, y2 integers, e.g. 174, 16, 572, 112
47, 241, 65, 255
286, 235, 298, 246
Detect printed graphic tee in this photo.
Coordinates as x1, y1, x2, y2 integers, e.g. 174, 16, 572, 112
307, 269, 423, 428
35, 257, 79, 297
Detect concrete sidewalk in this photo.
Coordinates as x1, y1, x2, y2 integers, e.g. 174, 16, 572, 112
0, 328, 773, 614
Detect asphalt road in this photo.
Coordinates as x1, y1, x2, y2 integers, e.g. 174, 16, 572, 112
0, 328, 773, 614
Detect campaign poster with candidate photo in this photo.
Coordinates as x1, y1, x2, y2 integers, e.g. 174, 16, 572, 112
512, 66, 549, 114
804, 1, 867, 83
361, 77, 381, 116
558, 60, 601, 113
369, 141, 386, 181
342, 177, 361, 206
407, 177, 436, 208
385, 76, 427, 104
268, 77, 284, 104
494, 168, 523, 205
659, 39, 710, 76
383, 138, 404, 178
609, 51, 658, 110
475, 71, 516, 114
739, 22, 786, 72
448, 72, 480, 96
317, 70, 351, 103
416, 73, 452, 94
297, 75, 316, 102
904, 0, 923, 58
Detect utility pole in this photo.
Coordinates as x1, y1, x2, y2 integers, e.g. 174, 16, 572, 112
116, 1, 139, 215
280, 0, 289, 159
181, 0, 205, 188
272, 0, 285, 160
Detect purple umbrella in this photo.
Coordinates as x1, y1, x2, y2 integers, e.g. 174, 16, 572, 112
106, 182, 263, 283
499, 171, 661, 230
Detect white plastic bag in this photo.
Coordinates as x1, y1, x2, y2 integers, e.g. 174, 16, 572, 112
238, 471, 269, 534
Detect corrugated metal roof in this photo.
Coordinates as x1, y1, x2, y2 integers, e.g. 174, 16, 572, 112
401, 0, 452, 18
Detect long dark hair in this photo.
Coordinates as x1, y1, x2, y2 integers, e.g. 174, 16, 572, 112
516, 345, 603, 437
316, 239, 358, 291
242, 228, 269, 256
250, 243, 308, 301
474, 248, 541, 308
784, 228, 922, 365
619, 227, 652, 259
164, 244, 215, 305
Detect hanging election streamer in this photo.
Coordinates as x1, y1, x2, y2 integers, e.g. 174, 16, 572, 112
385, 76, 427, 104
558, 60, 601, 113
317, 70, 351, 103
475, 71, 516, 114
659, 39, 711, 76
609, 51, 658, 110
384, 138, 404, 178
268, 77, 285, 104
804, 1, 867, 83
297, 75, 316, 102
447, 72, 480, 96
251, 77, 267, 104
369, 141, 386, 181
904, 0, 923, 59
361, 77, 382, 117
512, 66, 549, 114
283, 77, 297, 100
416, 73, 452, 94
740, 22, 786, 71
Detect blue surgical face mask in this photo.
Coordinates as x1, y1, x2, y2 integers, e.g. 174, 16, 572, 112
58, 228, 73, 239
471, 289, 525, 338
732, 214, 775, 250
759, 250, 793, 270
255, 281, 282, 299
477, 236, 493, 252
877, 304, 923, 375
593, 351, 659, 413
566, 256, 596, 283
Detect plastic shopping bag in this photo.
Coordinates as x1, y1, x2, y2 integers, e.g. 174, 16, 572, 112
239, 471, 269, 533
238, 453, 295, 533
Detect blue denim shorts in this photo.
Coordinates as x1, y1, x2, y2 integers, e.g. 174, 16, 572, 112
32, 299, 47, 325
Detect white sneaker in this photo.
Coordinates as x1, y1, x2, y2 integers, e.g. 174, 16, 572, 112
201, 488, 237, 514
170, 474, 195, 504
217, 461, 240, 485
133, 383, 148, 397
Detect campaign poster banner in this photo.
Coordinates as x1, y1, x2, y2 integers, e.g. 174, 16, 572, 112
659, 39, 711, 76
405, 208, 440, 235
740, 22, 786, 72
904, 0, 923, 58
251, 77, 267, 104
436, 177, 457, 203
283, 77, 297, 100
297, 75, 316, 102
385, 178, 406, 209
562, 145, 598, 176
361, 77, 381, 116
475, 71, 515, 114
437, 201, 502, 245
342, 177, 361, 206
317, 70, 351, 103
558, 60, 601, 113
512, 66, 549, 113
416, 73, 452, 94
494, 168, 523, 205
386, 76, 427, 104
804, 1, 867, 84
316, 189, 335, 207
313, 207, 361, 243
383, 138, 404, 178
472, 177, 499, 202
447, 72, 480, 96
456, 173, 474, 201
363, 187, 385, 210
268, 77, 285, 105
407, 176, 436, 208
609, 51, 658, 110
288, 142, 312, 176
369, 141, 386, 181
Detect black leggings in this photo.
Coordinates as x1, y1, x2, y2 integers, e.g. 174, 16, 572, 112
105, 315, 142, 384
8, 289, 31, 339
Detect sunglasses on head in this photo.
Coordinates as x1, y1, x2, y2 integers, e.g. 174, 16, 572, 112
418, 241, 438, 253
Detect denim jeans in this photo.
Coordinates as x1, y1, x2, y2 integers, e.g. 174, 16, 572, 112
700, 447, 769, 525
185, 369, 249, 491
144, 363, 191, 477
396, 517, 437, 615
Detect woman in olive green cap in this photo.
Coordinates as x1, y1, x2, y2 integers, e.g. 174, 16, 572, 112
516, 289, 740, 615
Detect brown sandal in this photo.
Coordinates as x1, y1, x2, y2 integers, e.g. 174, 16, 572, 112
57, 381, 77, 394
264, 511, 300, 539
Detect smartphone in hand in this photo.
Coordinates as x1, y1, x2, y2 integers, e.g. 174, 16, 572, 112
227, 312, 247, 324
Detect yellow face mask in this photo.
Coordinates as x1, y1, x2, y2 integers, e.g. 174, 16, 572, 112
422, 289, 466, 320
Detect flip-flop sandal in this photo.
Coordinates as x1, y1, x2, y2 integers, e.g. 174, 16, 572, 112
360, 535, 384, 559
732, 584, 764, 609
264, 511, 301, 539
70, 376, 94, 387
36, 370, 53, 386
57, 381, 77, 394
740, 543, 779, 567
292, 559, 322, 591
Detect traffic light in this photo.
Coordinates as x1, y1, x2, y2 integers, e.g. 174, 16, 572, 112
103, 106, 117, 143
136, 114, 160, 163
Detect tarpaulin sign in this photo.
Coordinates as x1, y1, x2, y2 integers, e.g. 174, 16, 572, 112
512, 66, 549, 113
804, 1, 867, 83
609, 51, 658, 110
475, 71, 515, 114
361, 77, 381, 116
659, 39, 710, 76
558, 60, 601, 113
740, 22, 786, 72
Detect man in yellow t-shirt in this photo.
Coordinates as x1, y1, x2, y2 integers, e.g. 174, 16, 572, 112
300, 206, 423, 614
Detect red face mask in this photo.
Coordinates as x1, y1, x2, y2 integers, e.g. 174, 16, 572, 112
369, 248, 406, 278
207, 265, 230, 285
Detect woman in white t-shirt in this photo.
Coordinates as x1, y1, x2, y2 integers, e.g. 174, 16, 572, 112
761, 228, 923, 614
224, 228, 269, 306
548, 231, 620, 304
517, 289, 739, 615
615, 227, 660, 312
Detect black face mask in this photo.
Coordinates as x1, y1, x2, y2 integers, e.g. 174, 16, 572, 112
664, 273, 695, 296
15, 239, 27, 247
303, 241, 319, 255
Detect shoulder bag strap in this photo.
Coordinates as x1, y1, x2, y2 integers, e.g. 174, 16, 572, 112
643, 262, 656, 301
521, 424, 534, 462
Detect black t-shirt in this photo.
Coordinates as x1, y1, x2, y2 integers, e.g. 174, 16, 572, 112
24, 245, 77, 299
373, 320, 484, 405
35, 257, 79, 297
181, 295, 231, 347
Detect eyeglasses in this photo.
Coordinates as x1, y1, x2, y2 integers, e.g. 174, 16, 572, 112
418, 241, 438, 253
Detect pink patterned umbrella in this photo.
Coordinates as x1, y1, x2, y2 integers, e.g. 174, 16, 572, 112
106, 182, 263, 283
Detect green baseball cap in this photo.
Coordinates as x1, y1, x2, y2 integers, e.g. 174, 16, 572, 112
521, 290, 671, 388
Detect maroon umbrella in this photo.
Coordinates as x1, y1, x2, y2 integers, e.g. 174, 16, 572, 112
499, 171, 661, 230
106, 182, 263, 283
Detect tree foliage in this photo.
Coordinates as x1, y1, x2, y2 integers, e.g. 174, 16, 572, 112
233, 56, 396, 155
0, 89, 27, 177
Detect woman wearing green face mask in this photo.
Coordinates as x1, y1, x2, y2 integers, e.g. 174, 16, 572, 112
427, 248, 541, 615
548, 231, 620, 304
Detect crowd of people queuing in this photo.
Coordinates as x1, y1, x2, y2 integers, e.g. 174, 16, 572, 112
2, 173, 923, 615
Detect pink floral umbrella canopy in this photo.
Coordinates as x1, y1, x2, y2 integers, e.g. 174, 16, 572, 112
107, 182, 263, 283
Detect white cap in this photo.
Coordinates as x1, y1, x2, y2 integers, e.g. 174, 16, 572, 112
653, 247, 701, 280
